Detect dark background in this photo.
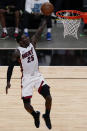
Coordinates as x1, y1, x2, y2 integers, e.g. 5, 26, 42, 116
50, 0, 86, 12
0, 49, 87, 66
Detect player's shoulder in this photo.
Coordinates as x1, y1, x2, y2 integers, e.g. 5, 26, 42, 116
30, 43, 33, 47
17, 46, 26, 52
28, 43, 34, 50
17, 46, 23, 50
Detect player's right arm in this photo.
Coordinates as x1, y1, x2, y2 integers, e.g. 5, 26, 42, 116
6, 49, 20, 94
31, 18, 47, 48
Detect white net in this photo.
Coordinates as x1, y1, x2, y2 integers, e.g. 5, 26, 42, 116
60, 18, 81, 39
56, 10, 82, 39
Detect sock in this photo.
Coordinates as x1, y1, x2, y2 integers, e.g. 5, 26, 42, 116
3, 27, 7, 34
47, 28, 51, 33
15, 27, 19, 33
24, 28, 29, 33
31, 111, 37, 118
45, 109, 50, 117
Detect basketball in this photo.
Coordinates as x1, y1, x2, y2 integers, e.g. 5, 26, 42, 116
41, 2, 54, 16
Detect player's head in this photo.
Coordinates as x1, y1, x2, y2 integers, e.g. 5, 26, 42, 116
16, 32, 30, 47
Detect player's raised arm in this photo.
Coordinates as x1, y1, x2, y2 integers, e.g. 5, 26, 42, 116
6, 49, 20, 94
31, 18, 47, 48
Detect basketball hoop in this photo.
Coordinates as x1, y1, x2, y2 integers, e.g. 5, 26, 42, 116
56, 10, 82, 39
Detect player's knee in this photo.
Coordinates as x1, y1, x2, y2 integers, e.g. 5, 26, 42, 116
46, 95, 52, 103
24, 102, 31, 110
39, 84, 51, 98
24, 102, 28, 110
23, 97, 31, 110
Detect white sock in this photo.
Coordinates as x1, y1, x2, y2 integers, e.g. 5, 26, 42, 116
24, 28, 29, 33
3, 28, 7, 34
15, 28, 19, 33
47, 28, 51, 33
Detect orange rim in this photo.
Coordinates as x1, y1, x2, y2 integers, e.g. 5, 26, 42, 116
56, 10, 82, 19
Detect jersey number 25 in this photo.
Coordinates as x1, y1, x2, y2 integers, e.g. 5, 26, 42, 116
27, 55, 34, 63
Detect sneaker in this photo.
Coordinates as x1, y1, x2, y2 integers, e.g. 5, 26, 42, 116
46, 32, 52, 41
42, 114, 52, 129
14, 33, 19, 38
24, 32, 29, 37
0, 32, 9, 39
34, 111, 40, 128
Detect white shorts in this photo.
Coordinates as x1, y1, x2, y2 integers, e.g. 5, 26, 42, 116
21, 73, 46, 98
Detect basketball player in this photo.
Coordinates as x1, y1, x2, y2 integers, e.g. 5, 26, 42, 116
6, 19, 52, 129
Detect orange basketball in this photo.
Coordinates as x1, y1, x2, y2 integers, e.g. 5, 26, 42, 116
41, 2, 54, 16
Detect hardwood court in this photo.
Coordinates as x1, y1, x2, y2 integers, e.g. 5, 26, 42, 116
0, 66, 87, 131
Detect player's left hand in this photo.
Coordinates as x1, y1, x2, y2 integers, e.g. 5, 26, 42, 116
6, 82, 11, 94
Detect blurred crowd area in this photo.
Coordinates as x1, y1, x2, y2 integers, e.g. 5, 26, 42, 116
0, 50, 87, 66
0, 0, 87, 39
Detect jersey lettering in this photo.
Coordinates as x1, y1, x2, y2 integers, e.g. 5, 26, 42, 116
22, 47, 33, 59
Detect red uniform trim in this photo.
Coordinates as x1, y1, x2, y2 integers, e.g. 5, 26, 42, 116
38, 80, 44, 93
23, 96, 32, 99
18, 58, 23, 98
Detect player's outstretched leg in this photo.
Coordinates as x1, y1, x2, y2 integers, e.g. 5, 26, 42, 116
42, 113, 51, 129
39, 84, 52, 129
33, 111, 40, 128
23, 98, 40, 128
42, 95, 52, 129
